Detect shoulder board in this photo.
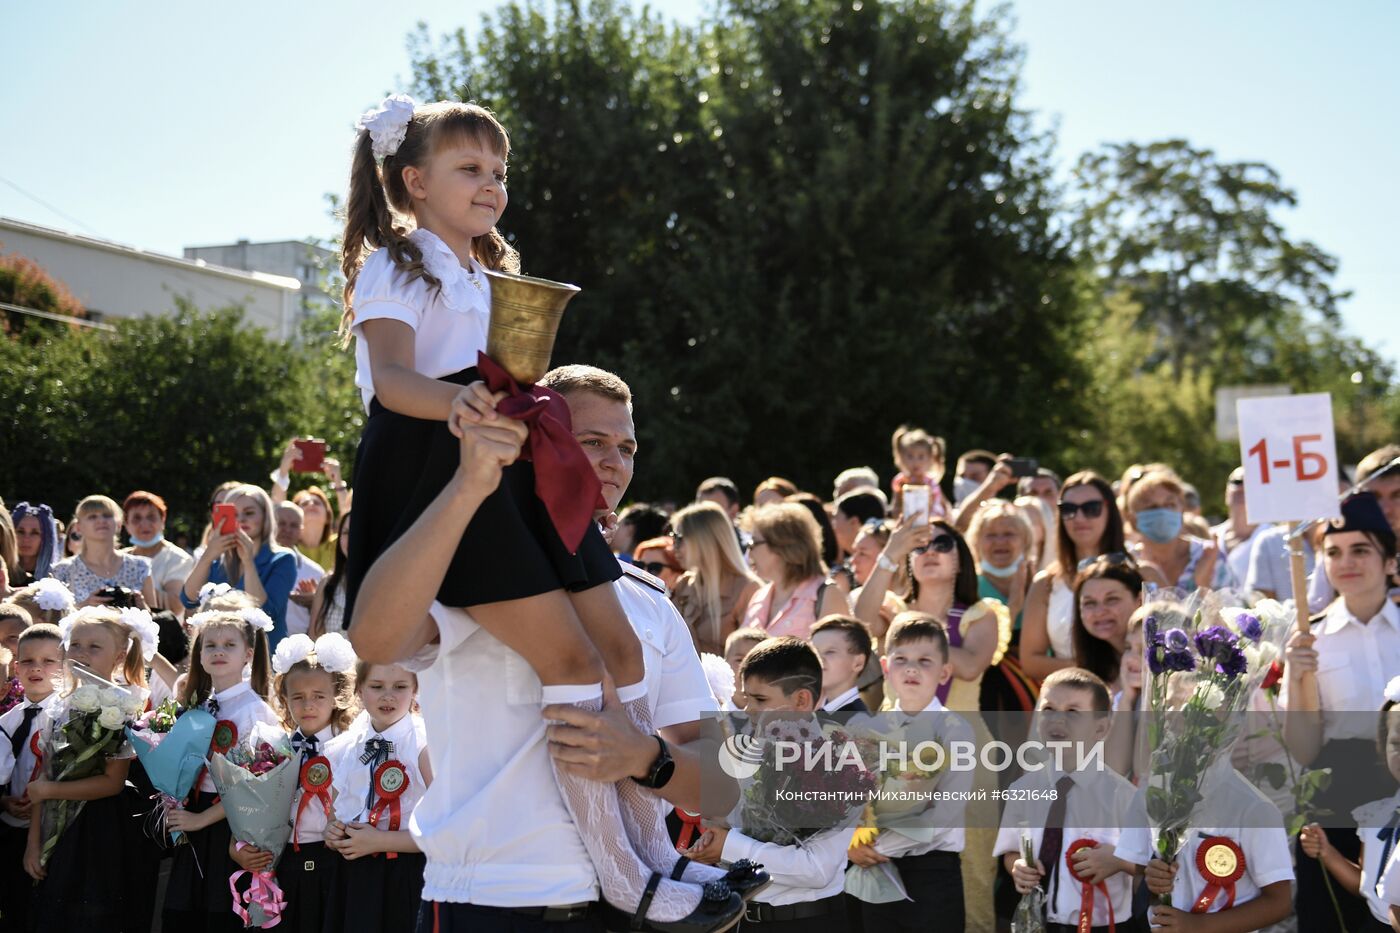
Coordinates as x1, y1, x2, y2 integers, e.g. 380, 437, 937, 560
620, 562, 669, 596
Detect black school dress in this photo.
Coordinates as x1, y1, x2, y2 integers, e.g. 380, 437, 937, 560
28, 791, 130, 930
344, 364, 621, 621
161, 790, 245, 933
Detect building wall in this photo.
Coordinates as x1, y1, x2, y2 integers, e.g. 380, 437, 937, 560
184, 240, 336, 311
1, 218, 301, 339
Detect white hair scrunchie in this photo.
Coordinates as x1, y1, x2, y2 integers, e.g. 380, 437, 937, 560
198, 582, 233, 604
1386, 676, 1400, 705
240, 607, 274, 633
357, 94, 418, 161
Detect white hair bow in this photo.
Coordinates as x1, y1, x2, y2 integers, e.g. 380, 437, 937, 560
1386, 676, 1400, 705
357, 94, 418, 160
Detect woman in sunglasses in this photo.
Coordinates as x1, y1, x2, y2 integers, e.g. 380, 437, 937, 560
1019, 471, 1126, 682
889, 518, 1005, 932
631, 536, 683, 589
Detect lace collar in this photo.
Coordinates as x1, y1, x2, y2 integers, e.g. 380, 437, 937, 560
407, 227, 486, 314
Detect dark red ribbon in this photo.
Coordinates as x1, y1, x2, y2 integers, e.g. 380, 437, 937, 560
1065, 838, 1115, 933
477, 352, 605, 554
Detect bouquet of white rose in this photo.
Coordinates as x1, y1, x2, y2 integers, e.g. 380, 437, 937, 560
37, 663, 147, 865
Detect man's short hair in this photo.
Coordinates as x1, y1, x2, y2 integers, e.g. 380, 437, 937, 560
1040, 666, 1112, 714
1359, 445, 1400, 484
739, 636, 823, 701
696, 477, 741, 510
1016, 468, 1061, 496
276, 501, 304, 518
957, 449, 997, 471
618, 503, 669, 542
834, 490, 887, 525
540, 364, 633, 410
833, 466, 880, 498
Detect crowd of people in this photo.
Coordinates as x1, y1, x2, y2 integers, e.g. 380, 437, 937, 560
2, 92, 1400, 933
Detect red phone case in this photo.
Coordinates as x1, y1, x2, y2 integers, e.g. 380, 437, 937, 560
213, 504, 238, 535
292, 438, 326, 474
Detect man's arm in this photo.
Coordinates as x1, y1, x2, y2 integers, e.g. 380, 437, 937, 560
349, 403, 528, 664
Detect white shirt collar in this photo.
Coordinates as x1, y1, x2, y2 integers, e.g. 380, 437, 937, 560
1320, 597, 1400, 636
893, 694, 946, 714
407, 227, 482, 314
822, 687, 861, 712
364, 711, 415, 744
214, 681, 253, 704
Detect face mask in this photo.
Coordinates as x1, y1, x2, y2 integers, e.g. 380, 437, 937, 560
980, 556, 1024, 578
129, 532, 164, 548
1136, 508, 1183, 544
952, 476, 979, 506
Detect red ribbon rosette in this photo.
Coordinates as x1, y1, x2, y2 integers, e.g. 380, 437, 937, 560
368, 759, 410, 860
292, 756, 334, 852
1065, 838, 1115, 933
675, 808, 704, 852
28, 731, 43, 784
211, 719, 239, 757
1192, 836, 1246, 913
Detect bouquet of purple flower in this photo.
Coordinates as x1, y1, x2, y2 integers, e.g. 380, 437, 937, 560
1143, 591, 1289, 899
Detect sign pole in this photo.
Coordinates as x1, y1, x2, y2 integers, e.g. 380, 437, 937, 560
1287, 521, 1311, 636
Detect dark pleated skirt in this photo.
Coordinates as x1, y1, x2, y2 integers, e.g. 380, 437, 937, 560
29, 794, 129, 931
274, 840, 341, 933
161, 790, 246, 933
323, 850, 425, 933
344, 366, 621, 623
0, 821, 34, 933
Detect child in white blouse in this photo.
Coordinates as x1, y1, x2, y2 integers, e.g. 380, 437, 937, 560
322, 661, 429, 933
341, 95, 728, 923
1300, 680, 1400, 932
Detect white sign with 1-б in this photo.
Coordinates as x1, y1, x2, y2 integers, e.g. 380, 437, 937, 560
1236, 392, 1341, 525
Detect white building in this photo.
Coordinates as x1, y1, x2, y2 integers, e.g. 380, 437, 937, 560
184, 238, 337, 314
0, 216, 302, 339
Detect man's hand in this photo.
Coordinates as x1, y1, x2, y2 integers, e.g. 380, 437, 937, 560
684, 827, 728, 865
847, 842, 889, 868
544, 680, 657, 782
454, 400, 529, 501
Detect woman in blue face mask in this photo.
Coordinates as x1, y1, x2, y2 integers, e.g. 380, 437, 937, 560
120, 490, 195, 617
1125, 470, 1235, 591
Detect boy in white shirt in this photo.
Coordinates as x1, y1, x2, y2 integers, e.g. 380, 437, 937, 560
685, 636, 855, 932
995, 667, 1143, 933
1118, 754, 1292, 932
847, 614, 974, 932
0, 623, 63, 933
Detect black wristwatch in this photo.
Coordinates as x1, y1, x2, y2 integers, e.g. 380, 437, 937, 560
632, 735, 675, 789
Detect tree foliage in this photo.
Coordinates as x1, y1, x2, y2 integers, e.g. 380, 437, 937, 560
407, 0, 1094, 499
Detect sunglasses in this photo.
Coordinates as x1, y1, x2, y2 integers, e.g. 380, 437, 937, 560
638, 561, 674, 576
1077, 551, 1135, 571
913, 535, 956, 555
668, 531, 684, 545
1058, 500, 1106, 520
68, 532, 83, 543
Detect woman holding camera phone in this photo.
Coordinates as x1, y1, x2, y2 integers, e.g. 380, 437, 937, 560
180, 483, 297, 649
51, 495, 157, 607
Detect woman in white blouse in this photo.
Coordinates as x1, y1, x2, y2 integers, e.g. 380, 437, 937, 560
1019, 471, 1126, 682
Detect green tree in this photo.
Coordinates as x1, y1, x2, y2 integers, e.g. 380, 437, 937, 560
0, 249, 88, 340
406, 0, 1095, 498
1071, 139, 1351, 381
0, 302, 363, 538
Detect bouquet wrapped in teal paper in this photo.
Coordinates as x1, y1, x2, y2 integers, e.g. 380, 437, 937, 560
1143, 591, 1290, 899
127, 697, 217, 844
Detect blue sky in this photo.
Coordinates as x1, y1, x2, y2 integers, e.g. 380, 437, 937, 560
3, 1, 1395, 361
